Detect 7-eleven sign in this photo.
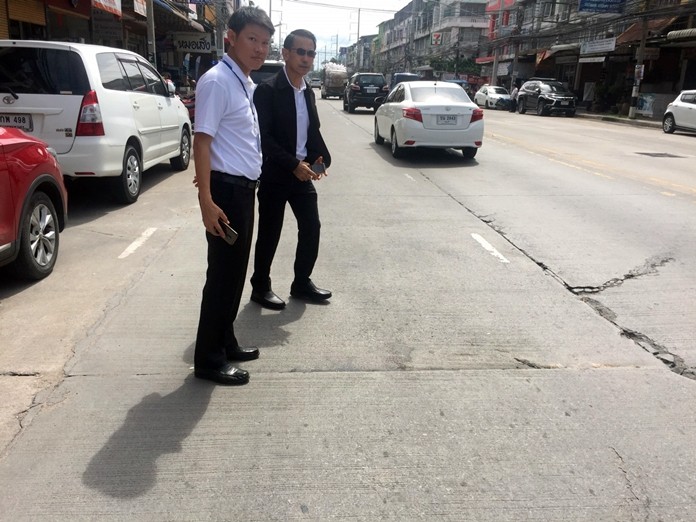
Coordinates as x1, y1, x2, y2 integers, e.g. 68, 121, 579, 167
431, 32, 442, 46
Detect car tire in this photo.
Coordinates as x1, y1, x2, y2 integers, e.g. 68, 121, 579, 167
170, 129, 191, 171
11, 191, 60, 280
342, 97, 348, 111
390, 128, 404, 159
321, 92, 326, 99
374, 119, 384, 145
114, 144, 142, 204
348, 101, 356, 114
663, 114, 676, 134
485, 100, 491, 109
566, 110, 576, 117
536, 101, 546, 116
518, 99, 526, 114
461, 147, 477, 159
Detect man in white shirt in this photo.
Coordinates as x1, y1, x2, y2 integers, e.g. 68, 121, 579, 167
193, 6, 274, 385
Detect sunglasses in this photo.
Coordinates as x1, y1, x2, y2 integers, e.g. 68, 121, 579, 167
289, 47, 317, 58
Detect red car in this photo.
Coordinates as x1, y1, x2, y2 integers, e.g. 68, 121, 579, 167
0, 127, 68, 280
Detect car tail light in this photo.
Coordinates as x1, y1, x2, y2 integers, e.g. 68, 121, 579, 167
350, 84, 360, 91
76, 90, 105, 136
402, 107, 422, 122
381, 85, 390, 92
471, 108, 484, 122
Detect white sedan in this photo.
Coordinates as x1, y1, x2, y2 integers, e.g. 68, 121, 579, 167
374, 81, 484, 159
474, 85, 512, 110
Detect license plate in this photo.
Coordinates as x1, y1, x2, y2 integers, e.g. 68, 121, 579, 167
437, 115, 457, 125
0, 113, 33, 131
560, 101, 569, 106
365, 87, 377, 93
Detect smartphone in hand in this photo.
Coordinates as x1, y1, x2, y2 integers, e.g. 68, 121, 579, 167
311, 163, 326, 175
219, 219, 238, 246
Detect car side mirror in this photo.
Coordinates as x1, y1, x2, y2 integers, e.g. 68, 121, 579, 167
167, 82, 176, 96
535, 88, 541, 94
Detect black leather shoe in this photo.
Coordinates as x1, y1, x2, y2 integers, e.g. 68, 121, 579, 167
226, 345, 259, 361
290, 279, 332, 302
251, 289, 286, 310
194, 363, 249, 385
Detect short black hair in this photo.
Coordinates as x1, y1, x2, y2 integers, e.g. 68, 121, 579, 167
283, 29, 316, 50
227, 6, 274, 35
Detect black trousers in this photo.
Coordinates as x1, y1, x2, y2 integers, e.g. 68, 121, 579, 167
194, 177, 256, 369
251, 179, 320, 291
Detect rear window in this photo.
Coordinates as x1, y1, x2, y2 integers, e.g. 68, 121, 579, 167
357, 75, 385, 86
250, 62, 284, 84
410, 86, 471, 103
0, 46, 90, 95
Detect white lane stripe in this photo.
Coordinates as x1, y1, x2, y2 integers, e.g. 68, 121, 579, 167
471, 233, 510, 264
118, 227, 158, 259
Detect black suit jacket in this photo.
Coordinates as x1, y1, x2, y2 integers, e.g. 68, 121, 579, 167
253, 71, 331, 186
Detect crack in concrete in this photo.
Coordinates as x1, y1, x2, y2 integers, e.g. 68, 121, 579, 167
611, 447, 640, 502
464, 208, 692, 382
514, 358, 561, 369
0, 371, 40, 377
569, 256, 675, 295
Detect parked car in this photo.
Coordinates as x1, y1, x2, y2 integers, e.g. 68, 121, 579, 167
474, 84, 512, 110
389, 72, 420, 91
0, 127, 68, 280
250, 60, 285, 84
0, 40, 192, 204
309, 77, 322, 89
662, 89, 696, 134
516, 78, 576, 116
373, 81, 484, 159
344, 72, 389, 113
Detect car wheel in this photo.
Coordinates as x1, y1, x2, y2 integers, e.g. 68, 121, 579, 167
342, 97, 348, 111
485, 100, 491, 109
518, 99, 526, 114
566, 110, 576, 117
536, 101, 546, 116
374, 119, 384, 145
12, 191, 59, 280
170, 129, 191, 171
461, 147, 477, 159
390, 128, 404, 159
114, 144, 142, 204
321, 92, 326, 99
663, 114, 676, 134
348, 101, 356, 114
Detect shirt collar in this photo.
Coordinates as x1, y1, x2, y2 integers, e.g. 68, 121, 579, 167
283, 66, 306, 92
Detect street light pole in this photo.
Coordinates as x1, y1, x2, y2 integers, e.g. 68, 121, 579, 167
628, 15, 648, 119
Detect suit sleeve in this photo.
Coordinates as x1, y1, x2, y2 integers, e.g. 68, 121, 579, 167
254, 82, 300, 174
305, 89, 332, 168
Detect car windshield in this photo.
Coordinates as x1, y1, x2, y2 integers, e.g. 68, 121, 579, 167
358, 75, 384, 86
540, 82, 568, 93
491, 87, 508, 94
410, 85, 471, 103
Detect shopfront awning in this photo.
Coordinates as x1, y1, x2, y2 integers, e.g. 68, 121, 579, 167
616, 17, 676, 45
154, 0, 204, 32
667, 28, 696, 41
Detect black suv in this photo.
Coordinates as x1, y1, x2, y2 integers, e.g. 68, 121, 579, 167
517, 78, 576, 117
343, 72, 389, 113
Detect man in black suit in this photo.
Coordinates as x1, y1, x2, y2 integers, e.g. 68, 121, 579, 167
250, 29, 332, 310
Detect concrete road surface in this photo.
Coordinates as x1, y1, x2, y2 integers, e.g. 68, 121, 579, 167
0, 100, 695, 520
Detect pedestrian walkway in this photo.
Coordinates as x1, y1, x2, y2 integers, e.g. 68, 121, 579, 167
575, 106, 663, 129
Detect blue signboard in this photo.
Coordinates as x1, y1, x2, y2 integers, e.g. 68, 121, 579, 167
578, 0, 625, 13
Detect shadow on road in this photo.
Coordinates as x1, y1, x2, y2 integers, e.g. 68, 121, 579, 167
82, 374, 213, 498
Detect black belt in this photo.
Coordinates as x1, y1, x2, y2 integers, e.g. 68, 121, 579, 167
211, 171, 258, 189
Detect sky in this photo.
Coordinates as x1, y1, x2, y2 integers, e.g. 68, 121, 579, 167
254, 0, 411, 67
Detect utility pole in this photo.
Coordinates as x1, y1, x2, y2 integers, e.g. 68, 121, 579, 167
490, 0, 505, 86
628, 15, 648, 119
146, 0, 156, 65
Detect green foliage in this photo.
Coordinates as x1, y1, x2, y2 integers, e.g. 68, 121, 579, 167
429, 57, 480, 75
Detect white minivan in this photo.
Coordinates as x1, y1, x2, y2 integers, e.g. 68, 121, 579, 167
0, 40, 192, 204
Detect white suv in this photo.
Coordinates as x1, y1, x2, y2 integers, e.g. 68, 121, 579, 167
0, 40, 191, 204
